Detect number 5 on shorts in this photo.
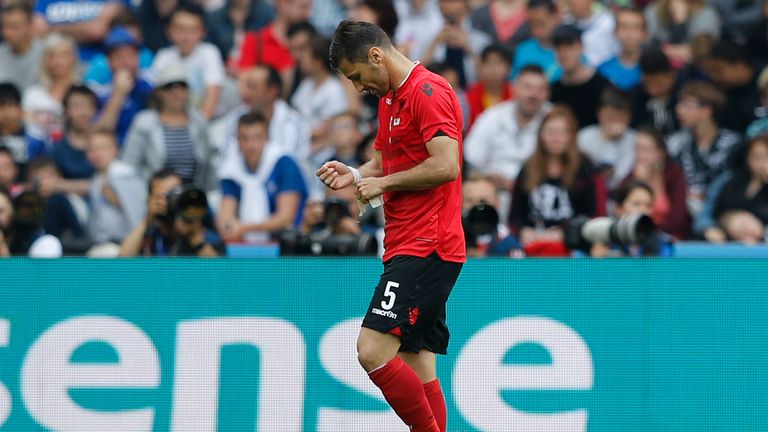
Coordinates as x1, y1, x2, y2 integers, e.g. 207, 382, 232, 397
381, 281, 399, 310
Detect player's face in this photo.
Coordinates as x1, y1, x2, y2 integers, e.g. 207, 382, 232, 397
338, 57, 389, 98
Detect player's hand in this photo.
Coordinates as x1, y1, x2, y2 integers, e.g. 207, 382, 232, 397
316, 161, 354, 190
357, 177, 385, 204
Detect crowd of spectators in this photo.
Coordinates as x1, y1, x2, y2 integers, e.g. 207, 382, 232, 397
0, 0, 767, 258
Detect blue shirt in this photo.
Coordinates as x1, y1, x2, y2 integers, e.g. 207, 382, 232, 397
511, 38, 561, 83
597, 57, 641, 91
51, 137, 95, 180
96, 76, 154, 145
34, 0, 129, 61
85, 48, 154, 86
221, 155, 308, 227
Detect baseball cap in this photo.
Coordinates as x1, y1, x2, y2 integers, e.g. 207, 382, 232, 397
551, 24, 582, 46
155, 62, 189, 88
175, 187, 208, 222
104, 26, 141, 52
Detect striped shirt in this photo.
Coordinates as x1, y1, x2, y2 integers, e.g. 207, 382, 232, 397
162, 126, 196, 182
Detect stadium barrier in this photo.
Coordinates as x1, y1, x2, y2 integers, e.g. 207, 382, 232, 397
0, 258, 766, 431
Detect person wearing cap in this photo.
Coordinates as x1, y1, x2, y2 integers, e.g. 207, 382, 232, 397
170, 187, 222, 256
86, 129, 146, 247
93, 25, 154, 145
32, 0, 127, 62
122, 61, 217, 192
550, 23, 610, 128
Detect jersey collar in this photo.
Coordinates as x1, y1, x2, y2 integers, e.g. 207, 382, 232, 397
394, 61, 420, 95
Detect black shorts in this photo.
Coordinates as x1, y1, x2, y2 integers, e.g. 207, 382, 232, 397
361, 253, 463, 354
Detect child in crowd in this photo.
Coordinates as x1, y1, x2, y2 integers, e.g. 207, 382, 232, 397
578, 86, 636, 189
151, 3, 226, 120
598, 7, 648, 90
465, 44, 514, 127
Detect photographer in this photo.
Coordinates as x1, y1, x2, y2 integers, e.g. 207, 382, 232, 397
580, 181, 674, 257
0, 187, 63, 257
462, 175, 520, 257
280, 187, 379, 256
120, 169, 221, 256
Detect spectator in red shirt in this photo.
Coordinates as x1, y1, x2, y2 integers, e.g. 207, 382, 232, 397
465, 43, 514, 128
237, 0, 312, 94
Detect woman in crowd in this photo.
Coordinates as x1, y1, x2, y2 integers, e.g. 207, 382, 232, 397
621, 127, 691, 239
22, 33, 81, 145
509, 105, 606, 248
696, 135, 768, 244
122, 63, 217, 192
645, 0, 721, 67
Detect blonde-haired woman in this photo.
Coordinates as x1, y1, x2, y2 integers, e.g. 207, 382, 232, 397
22, 32, 81, 145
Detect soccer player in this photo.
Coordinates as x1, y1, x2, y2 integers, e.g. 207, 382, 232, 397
316, 19, 465, 432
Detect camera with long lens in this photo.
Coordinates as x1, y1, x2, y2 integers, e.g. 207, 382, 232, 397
279, 197, 377, 255
462, 201, 499, 248
564, 213, 659, 252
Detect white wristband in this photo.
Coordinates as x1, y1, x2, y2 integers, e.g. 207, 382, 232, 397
350, 166, 362, 185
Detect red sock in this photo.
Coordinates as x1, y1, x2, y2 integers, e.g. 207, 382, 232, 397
423, 379, 447, 432
368, 356, 439, 432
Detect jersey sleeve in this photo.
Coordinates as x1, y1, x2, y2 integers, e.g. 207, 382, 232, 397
274, 156, 307, 196
410, 78, 461, 144
220, 178, 242, 200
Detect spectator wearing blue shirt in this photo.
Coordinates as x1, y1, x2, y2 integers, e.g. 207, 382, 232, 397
50, 85, 98, 197
598, 7, 647, 91
84, 11, 154, 88
93, 26, 154, 145
216, 111, 307, 243
511, 0, 562, 83
32, 0, 128, 62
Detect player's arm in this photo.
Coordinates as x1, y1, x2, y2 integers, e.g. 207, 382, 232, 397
316, 151, 382, 190
357, 135, 459, 199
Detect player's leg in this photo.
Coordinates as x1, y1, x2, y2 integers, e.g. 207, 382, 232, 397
359, 256, 440, 432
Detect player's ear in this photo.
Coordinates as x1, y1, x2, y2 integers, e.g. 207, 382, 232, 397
368, 47, 383, 66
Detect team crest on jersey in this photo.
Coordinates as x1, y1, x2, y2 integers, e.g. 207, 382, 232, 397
393, 118, 401, 126
420, 83, 433, 96
385, 98, 392, 105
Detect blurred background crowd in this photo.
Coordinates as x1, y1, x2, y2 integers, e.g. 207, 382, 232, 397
0, 0, 766, 258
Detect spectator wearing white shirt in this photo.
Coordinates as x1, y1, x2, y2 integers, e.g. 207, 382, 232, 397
464, 64, 552, 219
577, 86, 636, 189
151, 3, 226, 120
290, 36, 348, 139
562, 0, 619, 67
394, 0, 443, 61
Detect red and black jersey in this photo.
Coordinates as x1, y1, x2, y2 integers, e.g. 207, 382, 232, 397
374, 64, 466, 263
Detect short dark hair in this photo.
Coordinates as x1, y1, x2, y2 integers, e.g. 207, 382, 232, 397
63, 85, 99, 110
679, 80, 726, 113
149, 168, 181, 195
614, 6, 646, 29
287, 21, 318, 39
358, 0, 399, 39
2, 1, 33, 19
330, 20, 392, 71
237, 110, 268, 130
0, 83, 22, 106
640, 48, 672, 75
310, 36, 334, 73
599, 86, 632, 112
708, 40, 751, 66
109, 8, 141, 30
518, 63, 546, 78
527, 0, 557, 13
613, 180, 654, 205
169, 3, 205, 26
480, 44, 512, 65
636, 125, 669, 159
27, 157, 58, 176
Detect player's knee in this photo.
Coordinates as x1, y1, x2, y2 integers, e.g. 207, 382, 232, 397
357, 343, 385, 371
